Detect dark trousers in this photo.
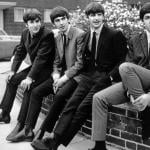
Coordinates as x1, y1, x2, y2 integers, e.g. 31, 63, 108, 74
54, 74, 112, 146
40, 79, 78, 132
17, 77, 53, 129
0, 67, 31, 114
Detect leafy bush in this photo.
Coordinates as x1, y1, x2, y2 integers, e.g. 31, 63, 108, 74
69, 2, 144, 39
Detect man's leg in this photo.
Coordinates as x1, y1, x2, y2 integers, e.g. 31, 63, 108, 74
119, 62, 150, 99
61, 76, 112, 146
24, 78, 54, 130
30, 79, 78, 149
40, 79, 78, 134
0, 67, 30, 121
32, 78, 93, 150
53, 78, 93, 142
92, 82, 128, 150
119, 62, 150, 140
17, 71, 52, 127
6, 71, 53, 142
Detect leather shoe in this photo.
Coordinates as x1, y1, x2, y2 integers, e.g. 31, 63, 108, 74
31, 138, 50, 150
88, 147, 107, 150
7, 127, 34, 142
0, 112, 10, 124
6, 122, 23, 141
31, 137, 57, 150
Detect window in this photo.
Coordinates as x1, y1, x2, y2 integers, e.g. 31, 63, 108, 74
14, 7, 36, 22
112, 0, 123, 3
44, 9, 52, 23
14, 7, 25, 22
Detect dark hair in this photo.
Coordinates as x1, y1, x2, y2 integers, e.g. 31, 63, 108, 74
85, 2, 105, 16
23, 9, 41, 23
140, 2, 150, 20
50, 6, 69, 23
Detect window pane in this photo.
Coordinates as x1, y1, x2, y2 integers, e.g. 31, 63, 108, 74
44, 9, 52, 23
14, 7, 25, 22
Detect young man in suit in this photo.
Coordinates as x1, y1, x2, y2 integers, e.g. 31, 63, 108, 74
0, 9, 55, 140
7, 6, 84, 142
32, 2, 127, 150
91, 2, 150, 150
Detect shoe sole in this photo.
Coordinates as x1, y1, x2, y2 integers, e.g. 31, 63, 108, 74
8, 137, 33, 143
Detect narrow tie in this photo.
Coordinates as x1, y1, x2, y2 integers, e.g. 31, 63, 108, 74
61, 34, 67, 72
91, 31, 97, 64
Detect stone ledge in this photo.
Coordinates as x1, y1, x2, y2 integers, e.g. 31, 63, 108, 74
16, 90, 150, 150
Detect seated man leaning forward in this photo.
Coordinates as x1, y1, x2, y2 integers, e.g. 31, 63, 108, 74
0, 9, 55, 140
91, 2, 150, 150
6, 6, 84, 142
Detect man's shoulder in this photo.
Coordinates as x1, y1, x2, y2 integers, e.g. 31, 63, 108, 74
130, 31, 144, 42
70, 26, 84, 36
41, 26, 53, 36
107, 26, 123, 36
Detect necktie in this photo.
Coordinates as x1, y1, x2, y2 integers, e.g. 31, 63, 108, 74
61, 34, 66, 72
91, 31, 97, 63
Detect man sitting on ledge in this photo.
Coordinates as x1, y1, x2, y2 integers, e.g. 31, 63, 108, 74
91, 2, 150, 150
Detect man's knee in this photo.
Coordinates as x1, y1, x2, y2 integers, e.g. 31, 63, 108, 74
93, 93, 103, 107
119, 62, 134, 75
93, 92, 109, 110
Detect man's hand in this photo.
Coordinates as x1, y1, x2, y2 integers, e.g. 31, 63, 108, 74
53, 75, 69, 93
52, 73, 60, 85
6, 71, 15, 83
132, 94, 150, 111
20, 77, 33, 92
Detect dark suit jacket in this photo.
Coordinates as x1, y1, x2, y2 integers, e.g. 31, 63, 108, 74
81, 24, 128, 82
126, 31, 150, 68
11, 26, 55, 80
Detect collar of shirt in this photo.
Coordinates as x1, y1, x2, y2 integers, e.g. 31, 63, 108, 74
90, 23, 104, 38
145, 29, 150, 50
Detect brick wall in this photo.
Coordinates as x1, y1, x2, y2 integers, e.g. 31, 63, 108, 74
3, 7, 53, 35
80, 104, 150, 150
16, 90, 150, 150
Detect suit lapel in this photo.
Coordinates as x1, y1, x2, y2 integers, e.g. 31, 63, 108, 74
140, 31, 148, 57
66, 27, 73, 45
83, 31, 90, 54
96, 25, 106, 59
56, 33, 64, 58
24, 31, 31, 51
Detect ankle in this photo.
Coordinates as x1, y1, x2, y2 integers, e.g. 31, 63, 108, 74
25, 125, 33, 134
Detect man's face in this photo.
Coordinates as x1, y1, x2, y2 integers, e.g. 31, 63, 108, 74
143, 13, 150, 32
53, 16, 69, 33
88, 12, 104, 29
26, 18, 41, 35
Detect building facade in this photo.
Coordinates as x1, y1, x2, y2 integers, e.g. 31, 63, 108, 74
0, 0, 149, 35
0, 0, 92, 35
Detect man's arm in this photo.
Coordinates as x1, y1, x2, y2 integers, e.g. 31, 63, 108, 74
27, 31, 55, 80
11, 32, 27, 73
52, 42, 61, 81
64, 32, 84, 79
125, 38, 135, 63
109, 30, 128, 82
